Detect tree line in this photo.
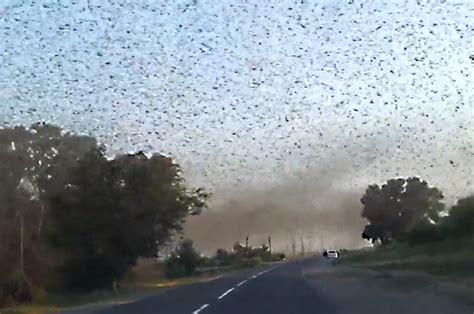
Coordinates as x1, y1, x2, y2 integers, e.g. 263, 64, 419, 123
360, 177, 473, 246
0, 123, 208, 307
163, 239, 285, 279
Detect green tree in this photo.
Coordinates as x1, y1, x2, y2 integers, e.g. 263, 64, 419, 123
46, 149, 207, 291
360, 177, 444, 244
440, 195, 474, 239
165, 239, 201, 278
400, 220, 442, 245
0, 124, 97, 302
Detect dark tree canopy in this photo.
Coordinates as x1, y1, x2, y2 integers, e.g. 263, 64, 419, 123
0, 123, 208, 296
0, 124, 97, 291
360, 177, 445, 244
0, 123, 97, 197
441, 195, 474, 239
46, 148, 208, 291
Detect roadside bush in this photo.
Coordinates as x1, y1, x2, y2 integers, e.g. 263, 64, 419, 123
0, 278, 17, 308
215, 252, 240, 266
0, 276, 39, 307
14, 276, 36, 303
199, 257, 217, 268
268, 253, 285, 262
401, 221, 443, 245
164, 240, 201, 279
276, 253, 286, 261
240, 257, 262, 268
399, 195, 474, 246
165, 259, 187, 279
440, 195, 474, 239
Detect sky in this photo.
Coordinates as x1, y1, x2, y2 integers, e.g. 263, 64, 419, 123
1, 0, 473, 252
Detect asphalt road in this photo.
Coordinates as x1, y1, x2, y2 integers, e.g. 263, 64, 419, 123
62, 257, 473, 314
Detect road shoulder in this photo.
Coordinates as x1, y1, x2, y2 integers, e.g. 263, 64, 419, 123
302, 260, 474, 314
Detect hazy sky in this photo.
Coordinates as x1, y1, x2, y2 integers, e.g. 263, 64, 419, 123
1, 0, 473, 251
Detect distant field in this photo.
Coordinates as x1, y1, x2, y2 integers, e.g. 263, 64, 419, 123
339, 238, 474, 278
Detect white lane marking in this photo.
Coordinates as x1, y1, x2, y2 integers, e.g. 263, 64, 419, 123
218, 288, 235, 299
251, 274, 258, 279
236, 279, 247, 287
192, 303, 209, 314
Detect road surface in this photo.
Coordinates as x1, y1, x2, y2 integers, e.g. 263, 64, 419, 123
61, 257, 473, 314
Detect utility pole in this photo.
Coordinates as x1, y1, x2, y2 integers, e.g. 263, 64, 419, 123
245, 235, 249, 258
300, 237, 305, 255
268, 236, 272, 253
17, 177, 37, 278
37, 203, 45, 236
20, 213, 24, 277
291, 238, 296, 255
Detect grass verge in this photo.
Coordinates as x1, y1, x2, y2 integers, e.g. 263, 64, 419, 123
3, 258, 279, 314
339, 238, 474, 278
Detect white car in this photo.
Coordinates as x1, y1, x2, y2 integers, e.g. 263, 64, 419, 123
322, 250, 340, 259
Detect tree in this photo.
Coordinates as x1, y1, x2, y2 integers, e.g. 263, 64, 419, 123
46, 149, 208, 291
216, 248, 229, 260
400, 220, 442, 245
440, 195, 474, 239
360, 177, 444, 244
0, 124, 97, 301
362, 224, 390, 244
0, 123, 97, 234
165, 239, 201, 278
401, 195, 474, 245
0, 123, 208, 296
0, 126, 43, 284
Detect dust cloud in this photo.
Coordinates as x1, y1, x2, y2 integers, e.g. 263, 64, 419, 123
184, 159, 368, 255
183, 131, 470, 255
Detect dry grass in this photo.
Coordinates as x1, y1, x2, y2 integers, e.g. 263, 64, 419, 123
3, 258, 231, 314
339, 238, 474, 278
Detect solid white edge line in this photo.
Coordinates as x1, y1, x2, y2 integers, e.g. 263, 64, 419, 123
192, 303, 209, 314
218, 288, 235, 299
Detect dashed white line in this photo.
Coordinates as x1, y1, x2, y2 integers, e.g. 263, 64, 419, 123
192, 303, 209, 314
192, 269, 277, 313
218, 287, 235, 299
236, 279, 247, 287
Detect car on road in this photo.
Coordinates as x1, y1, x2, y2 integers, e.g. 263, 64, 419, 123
322, 249, 340, 259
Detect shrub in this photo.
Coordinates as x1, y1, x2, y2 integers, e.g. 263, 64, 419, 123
165, 259, 187, 279
216, 252, 240, 266
164, 239, 201, 279
401, 221, 443, 245
240, 257, 262, 268
15, 276, 36, 303
268, 253, 285, 262
399, 195, 474, 245
277, 253, 286, 260
440, 196, 474, 239
0, 276, 39, 308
